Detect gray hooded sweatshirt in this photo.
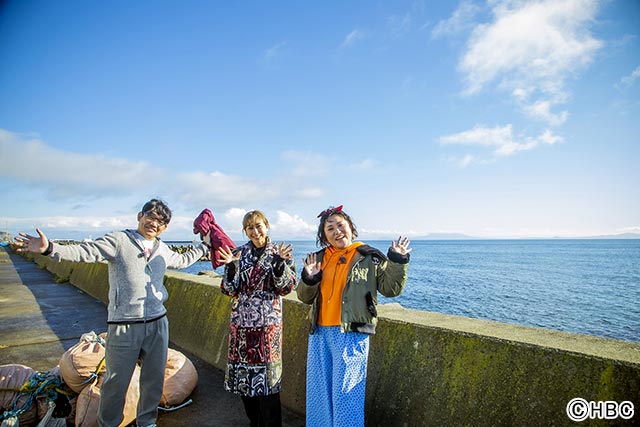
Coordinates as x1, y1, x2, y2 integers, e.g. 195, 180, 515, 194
49, 229, 207, 323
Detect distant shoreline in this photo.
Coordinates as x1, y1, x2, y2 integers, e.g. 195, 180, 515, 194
164, 236, 640, 244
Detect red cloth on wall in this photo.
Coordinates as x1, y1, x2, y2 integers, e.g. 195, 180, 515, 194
193, 208, 236, 269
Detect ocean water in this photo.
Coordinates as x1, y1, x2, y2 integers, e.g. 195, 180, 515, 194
174, 239, 640, 343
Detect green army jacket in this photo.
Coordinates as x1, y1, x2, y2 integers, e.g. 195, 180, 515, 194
296, 244, 410, 335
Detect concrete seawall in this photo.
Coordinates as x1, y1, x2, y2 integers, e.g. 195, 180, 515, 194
29, 253, 640, 426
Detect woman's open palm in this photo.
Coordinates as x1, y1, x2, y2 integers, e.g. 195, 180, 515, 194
390, 236, 412, 255
303, 253, 321, 276
217, 245, 240, 265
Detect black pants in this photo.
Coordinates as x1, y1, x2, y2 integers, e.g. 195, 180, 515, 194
240, 393, 282, 427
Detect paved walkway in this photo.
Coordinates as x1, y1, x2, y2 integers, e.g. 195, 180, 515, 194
0, 247, 304, 427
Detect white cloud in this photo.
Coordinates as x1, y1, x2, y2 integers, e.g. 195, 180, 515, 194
457, 154, 475, 168
204, 207, 248, 236
281, 150, 330, 177
618, 226, 640, 234
350, 158, 377, 171
431, 1, 483, 39
441, 124, 513, 147
387, 13, 412, 38
439, 124, 562, 157
5, 213, 213, 241
0, 129, 330, 219
263, 41, 287, 61
2, 215, 131, 232
295, 187, 325, 199
618, 65, 640, 89
458, 0, 602, 125
340, 29, 366, 48
271, 210, 316, 237
0, 130, 162, 199
512, 87, 530, 100
212, 208, 316, 240
174, 171, 279, 209
0, 129, 335, 241
461, 0, 601, 93
224, 208, 248, 224
523, 100, 569, 126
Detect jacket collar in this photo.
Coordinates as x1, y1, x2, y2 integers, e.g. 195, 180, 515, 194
125, 229, 160, 257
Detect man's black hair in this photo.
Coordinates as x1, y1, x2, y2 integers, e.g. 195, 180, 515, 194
141, 199, 172, 224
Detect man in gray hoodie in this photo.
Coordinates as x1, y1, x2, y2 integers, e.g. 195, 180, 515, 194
15, 199, 209, 427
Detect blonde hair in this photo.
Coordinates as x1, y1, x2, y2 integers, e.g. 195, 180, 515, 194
242, 210, 269, 232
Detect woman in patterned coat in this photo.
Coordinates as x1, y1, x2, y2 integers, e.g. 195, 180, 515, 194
217, 210, 297, 427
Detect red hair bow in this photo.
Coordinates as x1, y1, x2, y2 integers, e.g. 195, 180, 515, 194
317, 205, 343, 218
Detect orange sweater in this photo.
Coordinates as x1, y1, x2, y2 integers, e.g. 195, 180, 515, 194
317, 242, 363, 326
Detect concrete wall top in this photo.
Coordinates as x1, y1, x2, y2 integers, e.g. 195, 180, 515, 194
375, 303, 640, 366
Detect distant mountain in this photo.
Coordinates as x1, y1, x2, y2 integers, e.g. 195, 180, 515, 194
580, 232, 640, 240
412, 232, 640, 240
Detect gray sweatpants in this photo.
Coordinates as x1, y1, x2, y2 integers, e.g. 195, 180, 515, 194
98, 316, 169, 427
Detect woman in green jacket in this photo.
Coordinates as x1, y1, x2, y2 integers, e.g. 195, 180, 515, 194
297, 205, 410, 427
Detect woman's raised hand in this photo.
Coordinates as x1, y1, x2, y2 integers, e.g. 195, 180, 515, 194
217, 245, 240, 265
303, 252, 322, 276
276, 242, 293, 260
390, 236, 412, 255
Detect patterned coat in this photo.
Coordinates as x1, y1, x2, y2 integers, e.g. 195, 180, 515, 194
221, 240, 296, 396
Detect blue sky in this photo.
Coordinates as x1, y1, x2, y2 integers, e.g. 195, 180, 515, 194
1, 0, 639, 241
